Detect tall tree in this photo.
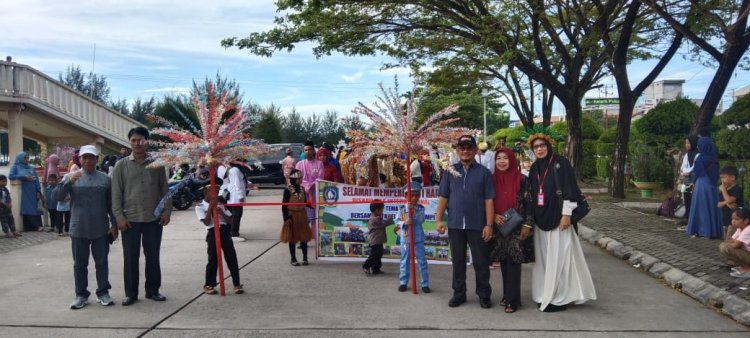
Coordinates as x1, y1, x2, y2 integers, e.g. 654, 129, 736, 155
110, 98, 129, 115
130, 97, 157, 124
320, 110, 345, 145
152, 95, 198, 131
252, 105, 284, 144
601, 0, 684, 198
642, 0, 750, 134
280, 109, 306, 143
58, 64, 111, 104
222, 0, 618, 177
302, 113, 323, 145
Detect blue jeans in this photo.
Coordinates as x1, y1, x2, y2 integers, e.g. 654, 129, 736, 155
399, 241, 429, 287
71, 235, 111, 298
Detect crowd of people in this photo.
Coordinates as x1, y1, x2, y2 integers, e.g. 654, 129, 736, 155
676, 132, 750, 279
0, 126, 603, 314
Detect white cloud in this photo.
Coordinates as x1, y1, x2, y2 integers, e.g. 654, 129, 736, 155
340, 71, 364, 83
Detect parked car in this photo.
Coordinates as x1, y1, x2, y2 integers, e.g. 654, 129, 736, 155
247, 143, 303, 184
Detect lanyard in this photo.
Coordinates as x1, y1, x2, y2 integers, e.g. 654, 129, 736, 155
536, 155, 554, 193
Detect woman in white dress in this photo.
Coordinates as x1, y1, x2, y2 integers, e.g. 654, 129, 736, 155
526, 133, 596, 312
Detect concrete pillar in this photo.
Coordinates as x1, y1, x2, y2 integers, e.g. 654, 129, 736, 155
6, 105, 24, 231
92, 137, 104, 156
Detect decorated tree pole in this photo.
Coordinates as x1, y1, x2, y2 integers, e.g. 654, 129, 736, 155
149, 84, 268, 296
347, 79, 475, 294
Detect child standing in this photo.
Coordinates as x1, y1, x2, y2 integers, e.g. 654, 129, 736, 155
0, 175, 20, 238
362, 200, 394, 275
196, 187, 243, 295
719, 208, 750, 278
56, 190, 71, 236
280, 169, 313, 266
44, 174, 60, 233
397, 182, 430, 293
718, 166, 743, 239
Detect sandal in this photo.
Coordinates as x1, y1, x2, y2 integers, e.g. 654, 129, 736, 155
504, 304, 518, 313
234, 284, 244, 294
203, 285, 217, 295
499, 298, 508, 307
302, 260, 309, 266
291, 260, 301, 266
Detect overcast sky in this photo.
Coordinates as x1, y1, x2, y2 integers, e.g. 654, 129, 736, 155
2, 0, 748, 118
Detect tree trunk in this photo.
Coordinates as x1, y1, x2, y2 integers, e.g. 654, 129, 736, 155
609, 99, 636, 198
564, 103, 583, 178
692, 41, 750, 134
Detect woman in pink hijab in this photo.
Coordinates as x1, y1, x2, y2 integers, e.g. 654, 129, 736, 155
44, 154, 61, 185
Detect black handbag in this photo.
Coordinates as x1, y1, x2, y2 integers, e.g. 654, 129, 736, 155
496, 208, 524, 237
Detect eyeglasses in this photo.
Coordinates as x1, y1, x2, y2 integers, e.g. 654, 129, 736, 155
532, 144, 547, 150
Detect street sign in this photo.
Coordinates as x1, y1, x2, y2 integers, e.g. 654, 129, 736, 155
585, 98, 619, 105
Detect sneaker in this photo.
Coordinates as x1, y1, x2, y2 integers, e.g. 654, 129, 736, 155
398, 285, 407, 292
234, 284, 244, 294
730, 270, 750, 278
422, 286, 431, 293
231, 236, 246, 242
70, 296, 88, 310
97, 294, 115, 306
448, 295, 466, 307
203, 286, 217, 295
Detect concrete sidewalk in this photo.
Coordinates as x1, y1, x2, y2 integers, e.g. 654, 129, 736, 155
0, 192, 747, 337
579, 201, 750, 325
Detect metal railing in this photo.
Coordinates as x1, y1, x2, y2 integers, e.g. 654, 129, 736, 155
0, 61, 142, 144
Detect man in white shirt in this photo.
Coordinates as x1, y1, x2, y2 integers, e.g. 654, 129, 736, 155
475, 142, 495, 174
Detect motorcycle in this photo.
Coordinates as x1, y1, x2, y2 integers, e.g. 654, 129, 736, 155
170, 177, 209, 210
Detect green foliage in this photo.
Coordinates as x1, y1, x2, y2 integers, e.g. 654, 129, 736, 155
58, 64, 111, 105
634, 98, 697, 147
252, 106, 283, 144
549, 117, 603, 141
716, 128, 750, 159
596, 156, 610, 179
716, 94, 750, 159
595, 142, 615, 156
153, 96, 199, 131
416, 88, 508, 133
628, 141, 673, 184
582, 140, 597, 178
493, 125, 526, 144
720, 93, 750, 127
598, 126, 618, 143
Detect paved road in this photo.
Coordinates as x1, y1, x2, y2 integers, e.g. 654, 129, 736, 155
0, 192, 747, 337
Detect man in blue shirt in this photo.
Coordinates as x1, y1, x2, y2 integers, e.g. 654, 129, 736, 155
436, 135, 495, 309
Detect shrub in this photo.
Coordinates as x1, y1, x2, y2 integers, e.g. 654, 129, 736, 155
634, 98, 697, 148
595, 142, 615, 156
716, 94, 750, 159
598, 126, 618, 143
582, 140, 597, 178
493, 125, 527, 144
629, 141, 673, 185
596, 156, 610, 179
550, 116, 603, 141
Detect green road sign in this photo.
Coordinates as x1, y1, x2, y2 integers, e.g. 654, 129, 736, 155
585, 98, 619, 105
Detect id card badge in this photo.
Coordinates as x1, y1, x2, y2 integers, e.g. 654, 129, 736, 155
537, 192, 545, 206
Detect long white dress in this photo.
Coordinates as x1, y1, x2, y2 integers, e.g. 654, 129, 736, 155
531, 207, 596, 310
532, 200, 597, 311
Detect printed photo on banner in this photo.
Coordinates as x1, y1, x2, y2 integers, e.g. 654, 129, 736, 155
316, 180, 453, 263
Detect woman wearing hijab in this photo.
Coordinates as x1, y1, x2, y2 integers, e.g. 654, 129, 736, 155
679, 135, 699, 217
317, 147, 341, 183
687, 137, 724, 238
280, 169, 313, 265
8, 151, 45, 231
527, 134, 596, 312
44, 154, 61, 186
489, 148, 534, 313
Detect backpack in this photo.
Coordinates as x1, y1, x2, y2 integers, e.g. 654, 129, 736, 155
657, 196, 676, 217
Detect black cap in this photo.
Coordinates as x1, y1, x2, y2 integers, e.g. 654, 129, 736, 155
457, 135, 477, 147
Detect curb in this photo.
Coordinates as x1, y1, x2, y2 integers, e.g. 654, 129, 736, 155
577, 224, 750, 326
